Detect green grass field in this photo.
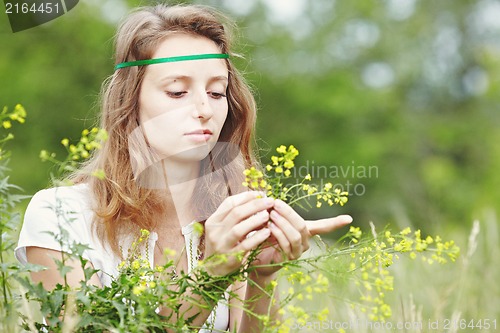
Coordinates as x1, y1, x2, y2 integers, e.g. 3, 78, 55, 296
280, 215, 499, 333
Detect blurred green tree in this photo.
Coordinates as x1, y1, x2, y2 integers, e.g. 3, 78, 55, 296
1, 0, 499, 233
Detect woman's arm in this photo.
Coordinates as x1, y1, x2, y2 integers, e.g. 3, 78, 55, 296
26, 246, 101, 290
27, 246, 220, 332
156, 275, 232, 332
236, 272, 280, 333
229, 280, 246, 331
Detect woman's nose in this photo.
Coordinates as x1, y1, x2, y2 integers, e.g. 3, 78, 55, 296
193, 92, 213, 119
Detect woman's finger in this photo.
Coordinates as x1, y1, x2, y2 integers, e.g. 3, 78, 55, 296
272, 199, 310, 250
305, 215, 353, 236
224, 210, 270, 246
269, 210, 304, 259
206, 191, 264, 224
233, 227, 271, 253
206, 192, 273, 229
221, 197, 274, 228
267, 221, 294, 259
273, 200, 307, 231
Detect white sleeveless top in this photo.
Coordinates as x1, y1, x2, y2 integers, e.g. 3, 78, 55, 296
15, 184, 229, 332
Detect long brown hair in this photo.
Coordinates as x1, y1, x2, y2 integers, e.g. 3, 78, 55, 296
74, 4, 258, 257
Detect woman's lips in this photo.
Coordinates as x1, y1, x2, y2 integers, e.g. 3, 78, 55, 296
185, 129, 213, 142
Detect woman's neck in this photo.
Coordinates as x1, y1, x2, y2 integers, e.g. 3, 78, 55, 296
160, 158, 200, 227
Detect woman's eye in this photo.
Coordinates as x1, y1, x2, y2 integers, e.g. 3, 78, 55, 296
209, 91, 227, 99
166, 91, 187, 98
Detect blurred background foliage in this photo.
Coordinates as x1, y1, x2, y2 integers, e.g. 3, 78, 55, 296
1, 0, 499, 236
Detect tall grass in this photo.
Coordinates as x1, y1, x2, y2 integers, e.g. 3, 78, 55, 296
281, 214, 499, 332
3, 203, 497, 332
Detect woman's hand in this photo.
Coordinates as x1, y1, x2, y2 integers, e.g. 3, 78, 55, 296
250, 199, 352, 278
226, 199, 352, 333
203, 191, 274, 276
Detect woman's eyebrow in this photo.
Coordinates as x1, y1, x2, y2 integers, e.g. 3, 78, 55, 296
157, 75, 228, 84
158, 75, 191, 84
209, 75, 229, 83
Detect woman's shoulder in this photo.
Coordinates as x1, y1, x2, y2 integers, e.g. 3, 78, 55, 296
32, 182, 90, 199
29, 183, 92, 209
25, 183, 95, 229
16, 183, 97, 265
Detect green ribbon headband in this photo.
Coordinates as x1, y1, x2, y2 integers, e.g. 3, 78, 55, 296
115, 53, 230, 70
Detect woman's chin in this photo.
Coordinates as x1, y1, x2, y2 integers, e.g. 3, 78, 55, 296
160, 143, 214, 163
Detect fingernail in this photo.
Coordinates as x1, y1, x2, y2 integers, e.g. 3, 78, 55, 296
264, 197, 275, 206
275, 199, 285, 209
343, 215, 353, 223
256, 210, 269, 218
270, 210, 279, 219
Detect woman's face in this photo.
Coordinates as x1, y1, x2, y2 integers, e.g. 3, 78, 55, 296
138, 34, 229, 163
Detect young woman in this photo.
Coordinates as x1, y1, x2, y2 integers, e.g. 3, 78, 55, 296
15, 4, 352, 332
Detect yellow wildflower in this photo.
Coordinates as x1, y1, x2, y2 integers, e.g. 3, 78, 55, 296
400, 227, 411, 235
132, 284, 146, 295
131, 260, 141, 270
276, 145, 287, 154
